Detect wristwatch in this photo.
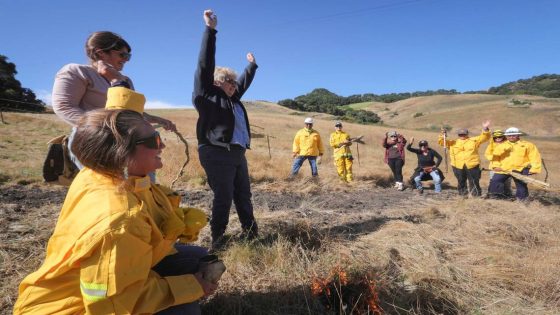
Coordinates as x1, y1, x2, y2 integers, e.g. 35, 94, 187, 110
110, 79, 131, 88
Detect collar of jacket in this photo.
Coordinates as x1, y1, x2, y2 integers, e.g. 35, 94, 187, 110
126, 176, 151, 193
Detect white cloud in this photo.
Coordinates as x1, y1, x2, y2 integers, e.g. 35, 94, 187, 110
145, 100, 193, 109
36, 89, 52, 106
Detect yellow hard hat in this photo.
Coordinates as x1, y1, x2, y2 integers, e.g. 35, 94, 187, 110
492, 129, 504, 137
105, 87, 146, 113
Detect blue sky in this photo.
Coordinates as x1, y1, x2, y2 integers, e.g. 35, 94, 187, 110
1, 0, 559, 108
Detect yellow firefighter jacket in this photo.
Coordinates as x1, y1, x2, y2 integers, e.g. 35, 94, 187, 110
329, 130, 352, 159
438, 130, 490, 169
491, 140, 542, 174
293, 128, 324, 157
484, 138, 502, 169
14, 168, 207, 315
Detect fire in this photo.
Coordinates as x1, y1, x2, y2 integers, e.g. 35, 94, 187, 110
310, 266, 383, 314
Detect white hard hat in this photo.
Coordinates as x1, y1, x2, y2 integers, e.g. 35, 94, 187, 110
504, 127, 522, 136
304, 117, 314, 124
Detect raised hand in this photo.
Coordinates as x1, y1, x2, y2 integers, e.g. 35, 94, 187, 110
203, 9, 217, 29
410, 137, 415, 144
247, 52, 256, 64
482, 120, 491, 130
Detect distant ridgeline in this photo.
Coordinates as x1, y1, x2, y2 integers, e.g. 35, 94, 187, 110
0, 55, 45, 113
278, 74, 559, 125
486, 74, 560, 98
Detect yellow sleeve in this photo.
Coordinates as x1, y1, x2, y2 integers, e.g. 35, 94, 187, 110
329, 133, 337, 149
292, 132, 300, 154
79, 220, 204, 314
484, 139, 494, 161
474, 130, 491, 145
492, 142, 511, 157
528, 143, 542, 174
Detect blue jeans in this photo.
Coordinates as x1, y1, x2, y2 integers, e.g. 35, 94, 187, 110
198, 145, 258, 240
291, 156, 318, 176
414, 170, 441, 192
153, 244, 208, 315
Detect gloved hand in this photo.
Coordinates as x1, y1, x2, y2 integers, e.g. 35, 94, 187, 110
179, 207, 208, 243
317, 155, 322, 165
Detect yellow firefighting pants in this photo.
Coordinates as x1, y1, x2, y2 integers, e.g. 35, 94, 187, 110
334, 157, 353, 181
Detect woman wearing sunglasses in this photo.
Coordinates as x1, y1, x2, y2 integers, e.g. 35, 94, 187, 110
15, 100, 218, 314
52, 31, 176, 170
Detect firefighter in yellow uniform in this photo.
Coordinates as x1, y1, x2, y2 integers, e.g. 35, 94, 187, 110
488, 127, 541, 200
14, 87, 216, 315
291, 117, 324, 177
438, 120, 491, 196
329, 121, 353, 182
484, 129, 512, 198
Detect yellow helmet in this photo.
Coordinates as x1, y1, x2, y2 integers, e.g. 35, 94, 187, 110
492, 129, 504, 137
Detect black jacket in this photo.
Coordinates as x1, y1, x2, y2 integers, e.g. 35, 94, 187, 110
192, 27, 258, 148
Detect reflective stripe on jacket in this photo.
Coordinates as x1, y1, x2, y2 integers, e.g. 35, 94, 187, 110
14, 168, 206, 314
293, 128, 324, 156
491, 140, 542, 174
329, 131, 352, 158
438, 130, 490, 169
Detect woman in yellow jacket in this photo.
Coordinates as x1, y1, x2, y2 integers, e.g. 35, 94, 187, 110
484, 129, 512, 198
291, 117, 324, 177
15, 97, 218, 314
329, 121, 353, 182
488, 127, 542, 200
438, 120, 490, 196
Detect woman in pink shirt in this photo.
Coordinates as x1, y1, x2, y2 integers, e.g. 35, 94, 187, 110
52, 31, 176, 169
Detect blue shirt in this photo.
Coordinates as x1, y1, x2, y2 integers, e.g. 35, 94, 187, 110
230, 101, 250, 148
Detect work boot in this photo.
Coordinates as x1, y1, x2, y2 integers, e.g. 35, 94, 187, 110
397, 182, 404, 191
416, 188, 423, 195
210, 235, 228, 253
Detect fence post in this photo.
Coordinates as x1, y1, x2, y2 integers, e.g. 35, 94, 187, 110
1, 110, 5, 124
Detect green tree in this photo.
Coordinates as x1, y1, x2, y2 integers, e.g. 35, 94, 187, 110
0, 55, 45, 112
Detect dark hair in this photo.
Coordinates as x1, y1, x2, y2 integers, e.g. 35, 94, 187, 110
85, 31, 132, 63
72, 109, 145, 178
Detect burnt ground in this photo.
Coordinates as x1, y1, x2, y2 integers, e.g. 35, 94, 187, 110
2, 181, 560, 314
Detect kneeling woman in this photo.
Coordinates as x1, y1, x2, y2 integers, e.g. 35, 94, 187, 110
15, 105, 217, 314
407, 138, 444, 193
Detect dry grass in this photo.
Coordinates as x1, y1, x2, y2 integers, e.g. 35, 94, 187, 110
360, 94, 560, 138
1, 98, 560, 314
0, 112, 70, 184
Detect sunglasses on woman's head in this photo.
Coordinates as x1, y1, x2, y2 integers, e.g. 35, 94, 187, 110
136, 131, 162, 149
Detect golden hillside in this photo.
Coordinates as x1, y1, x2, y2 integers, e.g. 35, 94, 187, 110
361, 94, 560, 138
